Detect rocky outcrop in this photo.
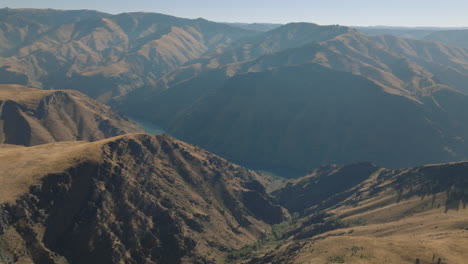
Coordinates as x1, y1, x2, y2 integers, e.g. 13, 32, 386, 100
0, 134, 288, 264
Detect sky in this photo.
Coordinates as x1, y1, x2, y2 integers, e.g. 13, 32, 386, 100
0, 0, 467, 27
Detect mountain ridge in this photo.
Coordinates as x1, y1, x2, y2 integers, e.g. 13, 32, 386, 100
0, 84, 141, 146
121, 22, 468, 173
0, 8, 259, 101
0, 133, 288, 263
243, 161, 468, 263
127, 61, 468, 173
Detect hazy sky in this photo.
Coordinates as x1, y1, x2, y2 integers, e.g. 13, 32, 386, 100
1, 0, 467, 27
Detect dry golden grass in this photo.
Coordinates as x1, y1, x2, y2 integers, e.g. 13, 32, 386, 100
255, 161, 468, 264
0, 140, 103, 204
0, 133, 288, 263
0, 133, 164, 204
290, 206, 468, 264
0, 84, 57, 105
0, 84, 141, 146
264, 187, 468, 264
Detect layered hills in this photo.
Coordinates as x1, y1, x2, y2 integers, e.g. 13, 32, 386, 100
129, 65, 468, 173
356, 26, 468, 49
3, 9, 468, 173
0, 84, 141, 146
123, 22, 468, 173
0, 133, 288, 264
0, 134, 467, 263
423, 29, 468, 49
0, 8, 109, 56
0, 8, 257, 101
1, 8, 468, 264
242, 161, 468, 263
147, 22, 468, 96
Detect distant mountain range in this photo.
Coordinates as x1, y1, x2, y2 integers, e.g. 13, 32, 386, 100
0, 8, 258, 102
3, 8, 468, 174
1, 8, 468, 264
223, 22, 282, 32
356, 26, 468, 48
123, 21, 468, 174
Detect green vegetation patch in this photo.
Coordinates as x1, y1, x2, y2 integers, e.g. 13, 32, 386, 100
225, 217, 298, 263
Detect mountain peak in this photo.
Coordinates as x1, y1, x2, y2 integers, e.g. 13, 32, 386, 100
0, 84, 141, 146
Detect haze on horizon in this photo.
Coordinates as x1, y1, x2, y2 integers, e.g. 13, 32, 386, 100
0, 0, 467, 27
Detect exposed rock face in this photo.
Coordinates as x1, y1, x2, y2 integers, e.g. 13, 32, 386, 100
0, 84, 141, 146
0, 134, 288, 264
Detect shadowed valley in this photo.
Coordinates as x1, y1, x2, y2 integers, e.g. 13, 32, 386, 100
0, 8, 468, 264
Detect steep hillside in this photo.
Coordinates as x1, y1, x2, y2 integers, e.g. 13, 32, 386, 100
371, 34, 468, 94
203, 23, 354, 65
243, 162, 468, 264
153, 23, 360, 89
0, 84, 141, 146
0, 133, 288, 264
123, 23, 468, 173
130, 63, 468, 173
0, 9, 257, 101
156, 24, 468, 97
274, 162, 380, 213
